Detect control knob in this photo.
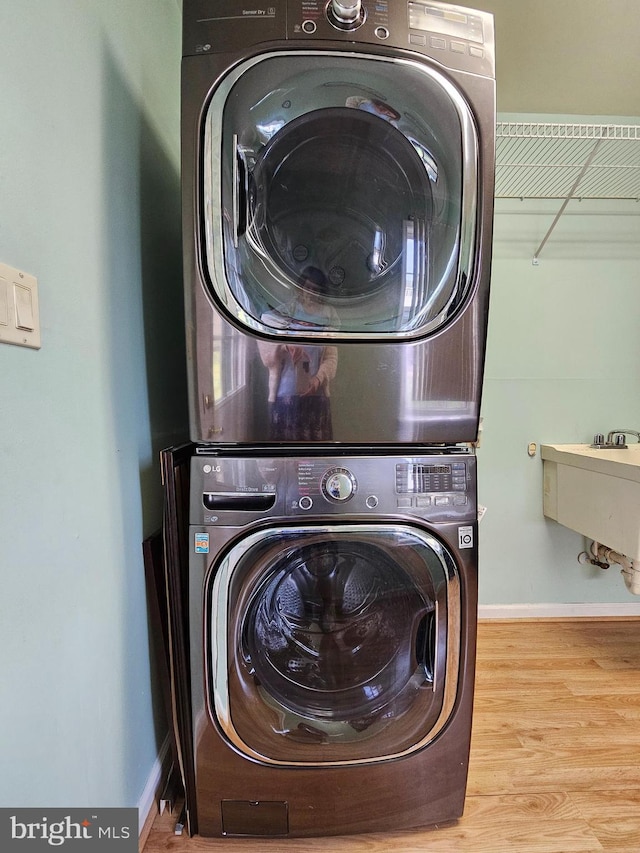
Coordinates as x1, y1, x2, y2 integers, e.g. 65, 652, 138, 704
328, 0, 365, 29
321, 467, 357, 502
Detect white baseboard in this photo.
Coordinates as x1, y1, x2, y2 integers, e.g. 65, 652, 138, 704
138, 734, 172, 836
479, 602, 640, 620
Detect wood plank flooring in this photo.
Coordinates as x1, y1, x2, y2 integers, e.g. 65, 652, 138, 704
141, 619, 640, 853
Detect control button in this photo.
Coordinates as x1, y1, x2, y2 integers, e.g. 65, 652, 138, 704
375, 26, 389, 39
469, 46, 484, 58
450, 40, 466, 53
416, 496, 432, 508
302, 19, 317, 33
397, 497, 413, 508
454, 495, 468, 506
429, 36, 446, 49
409, 33, 426, 45
434, 496, 451, 506
298, 495, 313, 510
366, 495, 379, 509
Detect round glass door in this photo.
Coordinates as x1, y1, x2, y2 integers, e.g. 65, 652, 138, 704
245, 538, 431, 721
204, 52, 478, 339
207, 525, 460, 766
250, 107, 433, 311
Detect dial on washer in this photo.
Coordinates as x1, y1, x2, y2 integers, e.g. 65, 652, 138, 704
321, 467, 357, 502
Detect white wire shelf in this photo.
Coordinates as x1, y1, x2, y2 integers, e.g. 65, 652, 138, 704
495, 122, 640, 261
496, 122, 640, 200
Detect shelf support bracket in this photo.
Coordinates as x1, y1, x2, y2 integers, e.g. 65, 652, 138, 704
532, 133, 605, 265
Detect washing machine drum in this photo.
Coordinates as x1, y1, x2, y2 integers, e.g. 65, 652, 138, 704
249, 108, 434, 298
243, 539, 432, 723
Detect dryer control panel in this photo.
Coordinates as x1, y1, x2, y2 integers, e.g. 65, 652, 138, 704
182, 0, 495, 79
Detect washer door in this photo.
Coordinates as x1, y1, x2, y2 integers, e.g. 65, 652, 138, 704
203, 52, 478, 339
207, 524, 460, 766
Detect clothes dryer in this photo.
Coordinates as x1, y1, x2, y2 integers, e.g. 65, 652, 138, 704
181, 0, 495, 444
188, 448, 478, 836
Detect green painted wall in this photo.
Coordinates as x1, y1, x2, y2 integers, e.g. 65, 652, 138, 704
479, 129, 640, 604
0, 1, 187, 809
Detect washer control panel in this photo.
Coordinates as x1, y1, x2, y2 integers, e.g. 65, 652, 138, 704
191, 451, 476, 524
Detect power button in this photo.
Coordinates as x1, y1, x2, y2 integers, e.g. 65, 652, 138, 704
302, 19, 317, 33
298, 495, 313, 510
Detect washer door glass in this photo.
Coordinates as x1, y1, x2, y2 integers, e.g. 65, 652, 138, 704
207, 524, 460, 765
203, 52, 478, 339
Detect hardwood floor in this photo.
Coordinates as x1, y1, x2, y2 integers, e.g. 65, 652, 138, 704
141, 619, 640, 852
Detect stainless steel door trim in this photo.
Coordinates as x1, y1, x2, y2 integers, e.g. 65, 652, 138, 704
206, 522, 461, 767
202, 49, 480, 341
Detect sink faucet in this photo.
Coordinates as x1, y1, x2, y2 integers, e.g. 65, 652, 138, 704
606, 429, 640, 445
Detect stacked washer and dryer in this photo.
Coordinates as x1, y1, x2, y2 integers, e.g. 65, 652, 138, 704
179, 0, 495, 838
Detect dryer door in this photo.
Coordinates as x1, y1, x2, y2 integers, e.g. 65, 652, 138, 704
206, 524, 461, 766
203, 52, 479, 339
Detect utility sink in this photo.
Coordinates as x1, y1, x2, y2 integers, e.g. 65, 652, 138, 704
542, 443, 640, 560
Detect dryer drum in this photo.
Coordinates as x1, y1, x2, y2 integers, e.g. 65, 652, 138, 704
242, 539, 434, 723
249, 107, 434, 300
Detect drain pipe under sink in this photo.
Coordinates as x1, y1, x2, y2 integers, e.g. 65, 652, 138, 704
578, 541, 640, 595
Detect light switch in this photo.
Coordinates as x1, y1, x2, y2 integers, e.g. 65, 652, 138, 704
0, 262, 41, 349
15, 283, 35, 331
0, 276, 8, 326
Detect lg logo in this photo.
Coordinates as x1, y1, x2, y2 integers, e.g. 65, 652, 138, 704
203, 464, 221, 473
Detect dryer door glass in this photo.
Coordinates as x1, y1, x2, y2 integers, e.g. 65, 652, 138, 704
207, 524, 460, 766
203, 53, 478, 339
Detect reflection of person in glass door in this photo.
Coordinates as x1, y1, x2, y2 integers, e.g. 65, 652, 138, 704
258, 267, 338, 441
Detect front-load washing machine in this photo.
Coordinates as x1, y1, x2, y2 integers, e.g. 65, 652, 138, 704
181, 0, 495, 445
188, 448, 478, 836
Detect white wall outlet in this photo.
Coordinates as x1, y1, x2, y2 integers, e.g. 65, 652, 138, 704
0, 262, 41, 349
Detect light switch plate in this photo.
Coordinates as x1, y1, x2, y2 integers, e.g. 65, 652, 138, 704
0, 262, 41, 349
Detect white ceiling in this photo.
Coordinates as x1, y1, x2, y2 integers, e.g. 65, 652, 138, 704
479, 0, 640, 117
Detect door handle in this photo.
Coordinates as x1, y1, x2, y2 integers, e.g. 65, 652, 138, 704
232, 135, 248, 248
416, 606, 437, 686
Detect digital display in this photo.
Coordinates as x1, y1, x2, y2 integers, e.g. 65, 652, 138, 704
396, 463, 454, 494
408, 2, 484, 43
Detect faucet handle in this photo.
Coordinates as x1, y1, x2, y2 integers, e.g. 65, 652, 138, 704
614, 433, 627, 447
592, 433, 605, 447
